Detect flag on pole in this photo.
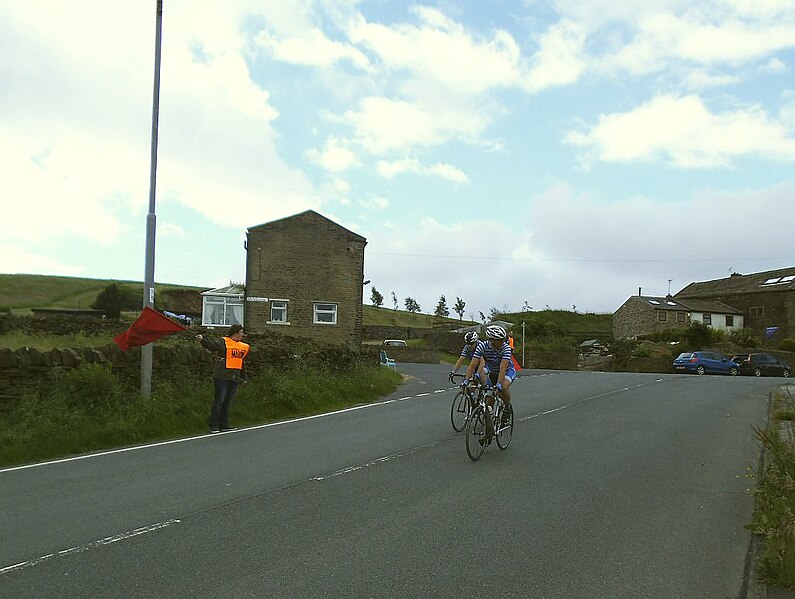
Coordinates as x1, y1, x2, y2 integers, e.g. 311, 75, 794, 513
113, 306, 188, 351
511, 355, 522, 371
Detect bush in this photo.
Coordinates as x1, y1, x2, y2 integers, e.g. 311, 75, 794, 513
730, 328, 758, 348
90, 283, 138, 319
778, 338, 795, 352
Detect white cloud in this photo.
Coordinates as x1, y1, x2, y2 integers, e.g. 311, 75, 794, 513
306, 138, 360, 172
257, 27, 370, 69
361, 196, 390, 210
0, 244, 85, 276
761, 57, 787, 73
522, 19, 587, 92
376, 158, 470, 183
336, 96, 493, 154
565, 94, 795, 167
347, 6, 523, 95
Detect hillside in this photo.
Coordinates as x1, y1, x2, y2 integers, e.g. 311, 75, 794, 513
0, 275, 610, 337
0, 274, 206, 313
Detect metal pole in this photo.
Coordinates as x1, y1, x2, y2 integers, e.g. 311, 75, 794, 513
141, 0, 163, 398
521, 321, 525, 368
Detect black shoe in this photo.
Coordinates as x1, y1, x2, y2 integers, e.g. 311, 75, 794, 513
209, 428, 220, 434
220, 426, 238, 431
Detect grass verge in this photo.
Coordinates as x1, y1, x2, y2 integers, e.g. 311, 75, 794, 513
0, 363, 402, 468
748, 385, 795, 590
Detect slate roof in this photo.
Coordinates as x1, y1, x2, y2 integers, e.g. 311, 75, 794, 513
636, 296, 742, 315
676, 267, 795, 298
247, 210, 367, 242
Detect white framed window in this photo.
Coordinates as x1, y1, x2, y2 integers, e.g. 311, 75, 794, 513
313, 302, 338, 325
202, 296, 243, 327
269, 300, 289, 324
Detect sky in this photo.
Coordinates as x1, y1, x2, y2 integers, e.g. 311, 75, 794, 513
2, 1, 795, 320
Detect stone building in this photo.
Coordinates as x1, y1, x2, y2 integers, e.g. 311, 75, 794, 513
244, 210, 367, 345
612, 294, 743, 340
675, 267, 795, 341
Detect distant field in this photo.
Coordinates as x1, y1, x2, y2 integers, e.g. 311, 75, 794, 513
0, 274, 205, 312
0, 274, 610, 337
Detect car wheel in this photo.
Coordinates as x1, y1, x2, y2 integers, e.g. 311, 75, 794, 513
696, 365, 705, 375
783, 369, 791, 378
753, 367, 762, 377
729, 367, 738, 376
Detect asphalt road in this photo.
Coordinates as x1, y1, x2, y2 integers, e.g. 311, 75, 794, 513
0, 364, 778, 598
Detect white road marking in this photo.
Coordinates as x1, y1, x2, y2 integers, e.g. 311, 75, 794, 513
0, 519, 180, 575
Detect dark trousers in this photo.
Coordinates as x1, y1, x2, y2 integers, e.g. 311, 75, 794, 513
210, 378, 239, 430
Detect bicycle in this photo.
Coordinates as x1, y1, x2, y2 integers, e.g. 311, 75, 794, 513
465, 384, 514, 461
448, 372, 482, 432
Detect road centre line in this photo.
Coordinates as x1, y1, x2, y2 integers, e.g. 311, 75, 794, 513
0, 519, 181, 576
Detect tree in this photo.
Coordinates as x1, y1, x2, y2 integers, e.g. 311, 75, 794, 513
370, 286, 384, 307
489, 306, 500, 321
91, 283, 124, 318
478, 311, 486, 323
453, 297, 466, 320
391, 291, 398, 311
404, 297, 421, 314
434, 294, 449, 318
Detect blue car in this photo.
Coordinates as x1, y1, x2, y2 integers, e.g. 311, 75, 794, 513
672, 351, 739, 376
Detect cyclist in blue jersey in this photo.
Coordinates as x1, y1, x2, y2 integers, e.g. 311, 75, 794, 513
464, 324, 516, 413
450, 331, 479, 376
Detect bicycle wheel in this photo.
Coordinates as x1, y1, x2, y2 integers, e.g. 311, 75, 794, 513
496, 404, 514, 450
450, 390, 469, 432
465, 407, 487, 461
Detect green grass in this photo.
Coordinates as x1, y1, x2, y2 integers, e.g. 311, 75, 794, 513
748, 386, 795, 590
363, 304, 473, 328
0, 273, 205, 312
0, 363, 403, 467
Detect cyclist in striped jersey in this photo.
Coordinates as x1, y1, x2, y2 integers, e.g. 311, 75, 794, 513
450, 331, 479, 376
464, 324, 516, 414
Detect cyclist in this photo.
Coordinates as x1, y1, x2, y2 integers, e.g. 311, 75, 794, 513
450, 331, 479, 376
464, 324, 515, 418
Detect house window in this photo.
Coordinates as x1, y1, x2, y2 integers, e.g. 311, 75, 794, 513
677, 312, 685, 323
202, 296, 243, 327
658, 310, 667, 322
750, 306, 765, 318
269, 300, 289, 324
703, 313, 712, 325
313, 302, 338, 325
726, 315, 734, 327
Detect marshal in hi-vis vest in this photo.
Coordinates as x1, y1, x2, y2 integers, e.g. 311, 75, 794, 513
222, 337, 250, 370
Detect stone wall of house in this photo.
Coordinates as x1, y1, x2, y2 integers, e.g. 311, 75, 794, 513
705, 291, 794, 341
245, 212, 366, 345
613, 297, 688, 339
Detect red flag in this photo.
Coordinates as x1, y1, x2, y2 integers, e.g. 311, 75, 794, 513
113, 306, 188, 351
511, 355, 522, 371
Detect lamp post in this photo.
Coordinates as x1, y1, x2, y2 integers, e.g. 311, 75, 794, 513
521, 320, 525, 368
141, 0, 163, 398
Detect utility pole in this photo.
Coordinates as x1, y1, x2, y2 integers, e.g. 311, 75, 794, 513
141, 0, 163, 398
521, 321, 525, 368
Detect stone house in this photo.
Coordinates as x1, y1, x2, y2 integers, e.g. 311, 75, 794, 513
675, 267, 795, 341
612, 294, 743, 340
244, 210, 367, 345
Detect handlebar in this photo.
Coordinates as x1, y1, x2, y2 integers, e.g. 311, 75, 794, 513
448, 372, 467, 384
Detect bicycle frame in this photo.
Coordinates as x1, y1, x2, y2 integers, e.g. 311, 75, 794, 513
465, 384, 513, 461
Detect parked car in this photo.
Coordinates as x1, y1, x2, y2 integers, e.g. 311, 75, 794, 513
382, 339, 407, 347
672, 351, 739, 375
730, 353, 791, 377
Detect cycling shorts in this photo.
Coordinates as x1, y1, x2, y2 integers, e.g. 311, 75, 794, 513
483, 365, 516, 387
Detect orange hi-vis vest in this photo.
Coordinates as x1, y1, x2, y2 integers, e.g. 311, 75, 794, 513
223, 337, 250, 370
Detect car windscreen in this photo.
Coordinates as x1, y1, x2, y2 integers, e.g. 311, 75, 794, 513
675, 353, 694, 359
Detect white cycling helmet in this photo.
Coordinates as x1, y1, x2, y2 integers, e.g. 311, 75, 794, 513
464, 331, 479, 344
485, 325, 507, 340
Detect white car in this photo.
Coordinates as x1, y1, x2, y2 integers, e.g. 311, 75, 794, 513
382, 339, 407, 347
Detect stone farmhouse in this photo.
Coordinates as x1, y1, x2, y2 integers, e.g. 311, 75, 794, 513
613, 294, 743, 339
675, 267, 795, 341
613, 267, 795, 340
243, 210, 367, 345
